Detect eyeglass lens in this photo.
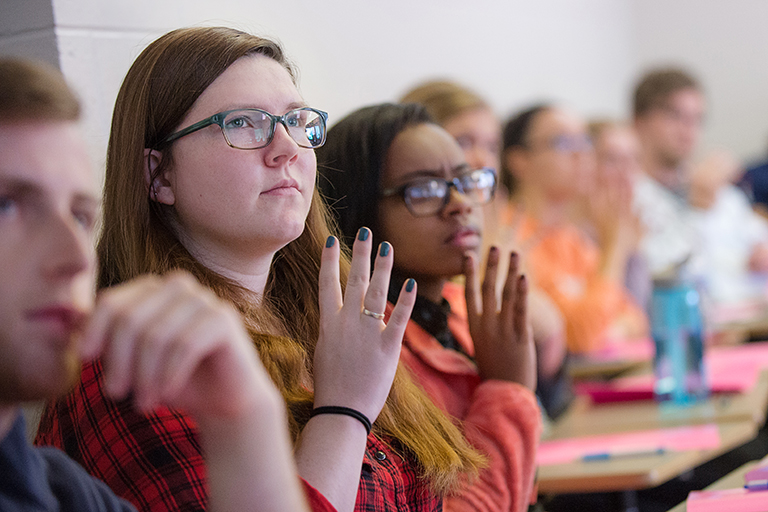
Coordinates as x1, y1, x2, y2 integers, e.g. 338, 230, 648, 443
549, 134, 592, 153
405, 169, 495, 216
222, 108, 325, 149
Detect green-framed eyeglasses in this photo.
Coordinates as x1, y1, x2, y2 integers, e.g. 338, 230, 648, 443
157, 107, 329, 150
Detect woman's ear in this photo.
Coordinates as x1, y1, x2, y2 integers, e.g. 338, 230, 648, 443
144, 148, 175, 205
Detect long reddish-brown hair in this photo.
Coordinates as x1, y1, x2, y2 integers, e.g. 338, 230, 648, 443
99, 26, 482, 494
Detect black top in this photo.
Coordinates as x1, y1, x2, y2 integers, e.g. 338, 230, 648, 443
388, 275, 469, 356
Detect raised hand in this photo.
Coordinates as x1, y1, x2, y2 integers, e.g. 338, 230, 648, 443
688, 150, 742, 210
585, 165, 642, 283
296, 228, 416, 512
313, 227, 417, 422
464, 247, 536, 391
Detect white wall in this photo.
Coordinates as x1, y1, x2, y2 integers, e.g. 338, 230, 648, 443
2, 0, 766, 166
45, 0, 635, 166
634, 0, 768, 162
0, 0, 58, 67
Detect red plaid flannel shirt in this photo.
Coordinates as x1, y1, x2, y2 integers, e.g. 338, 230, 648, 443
35, 360, 440, 512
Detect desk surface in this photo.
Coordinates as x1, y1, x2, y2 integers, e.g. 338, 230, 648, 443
538, 421, 757, 494
568, 357, 650, 380
541, 353, 768, 496
666, 454, 768, 512
547, 370, 768, 439
712, 306, 768, 340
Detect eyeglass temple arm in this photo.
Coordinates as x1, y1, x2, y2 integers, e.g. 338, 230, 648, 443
159, 115, 219, 147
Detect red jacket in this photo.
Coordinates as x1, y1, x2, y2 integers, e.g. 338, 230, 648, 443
396, 282, 542, 512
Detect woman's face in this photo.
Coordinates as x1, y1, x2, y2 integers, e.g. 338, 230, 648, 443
378, 123, 483, 281
594, 125, 642, 179
159, 55, 316, 265
510, 108, 595, 200
442, 107, 502, 171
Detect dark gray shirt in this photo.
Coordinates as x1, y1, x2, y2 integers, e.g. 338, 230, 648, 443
0, 414, 135, 512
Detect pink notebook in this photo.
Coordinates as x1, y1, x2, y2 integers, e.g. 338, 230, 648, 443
537, 424, 721, 466
687, 488, 768, 512
583, 337, 654, 363
576, 342, 768, 404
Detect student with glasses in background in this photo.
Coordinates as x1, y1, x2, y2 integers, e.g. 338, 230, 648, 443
35, 27, 484, 512
317, 103, 542, 512
499, 105, 648, 355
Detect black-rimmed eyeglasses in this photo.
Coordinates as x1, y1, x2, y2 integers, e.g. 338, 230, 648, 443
381, 167, 497, 217
157, 107, 329, 150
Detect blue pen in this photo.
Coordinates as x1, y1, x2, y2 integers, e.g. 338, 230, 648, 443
745, 479, 768, 491
582, 448, 666, 462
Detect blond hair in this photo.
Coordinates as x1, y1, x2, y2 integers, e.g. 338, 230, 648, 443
401, 80, 489, 125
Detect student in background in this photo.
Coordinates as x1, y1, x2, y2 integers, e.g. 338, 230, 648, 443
400, 81, 501, 173
401, 80, 570, 419
0, 57, 310, 512
500, 105, 648, 354
587, 120, 650, 309
318, 102, 541, 512
633, 68, 768, 305
35, 27, 483, 512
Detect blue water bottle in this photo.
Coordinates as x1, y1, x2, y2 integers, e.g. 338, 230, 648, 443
650, 277, 708, 406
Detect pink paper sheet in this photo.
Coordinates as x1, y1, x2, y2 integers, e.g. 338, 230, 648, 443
687, 488, 768, 512
575, 342, 768, 403
584, 337, 654, 363
537, 424, 722, 466
708, 298, 768, 326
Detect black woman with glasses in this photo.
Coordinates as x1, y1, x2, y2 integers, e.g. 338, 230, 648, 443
36, 28, 485, 512
317, 103, 542, 512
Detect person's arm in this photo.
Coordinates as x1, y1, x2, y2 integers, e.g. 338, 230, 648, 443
78, 272, 310, 512
527, 288, 567, 381
529, 230, 647, 354
295, 230, 416, 512
443, 382, 541, 512
450, 248, 540, 512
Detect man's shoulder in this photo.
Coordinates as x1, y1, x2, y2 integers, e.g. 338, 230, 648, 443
0, 416, 135, 512
38, 445, 137, 512
634, 173, 676, 201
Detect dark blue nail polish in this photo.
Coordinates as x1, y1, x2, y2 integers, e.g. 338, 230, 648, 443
358, 227, 370, 241
379, 242, 391, 257
325, 236, 335, 248
405, 278, 415, 292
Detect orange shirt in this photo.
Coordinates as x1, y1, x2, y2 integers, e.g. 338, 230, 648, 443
499, 209, 647, 354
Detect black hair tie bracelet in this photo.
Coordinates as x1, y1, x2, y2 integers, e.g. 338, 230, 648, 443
310, 406, 372, 435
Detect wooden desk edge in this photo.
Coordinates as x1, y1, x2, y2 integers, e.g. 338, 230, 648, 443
547, 369, 768, 439
666, 458, 766, 512
538, 421, 758, 494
